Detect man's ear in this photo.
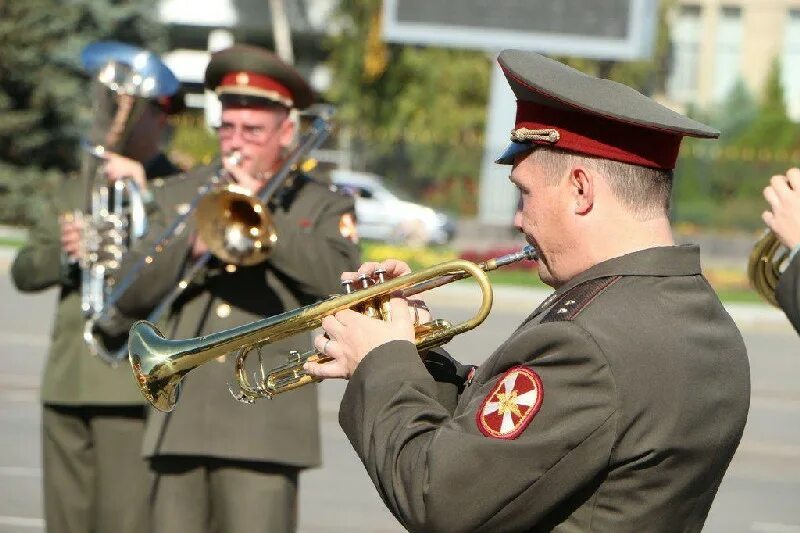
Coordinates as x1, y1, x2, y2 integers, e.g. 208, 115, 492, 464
278, 111, 296, 149
570, 166, 594, 215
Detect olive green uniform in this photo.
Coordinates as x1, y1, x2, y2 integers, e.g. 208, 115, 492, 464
130, 163, 360, 533
339, 246, 750, 532
777, 252, 800, 335
11, 154, 181, 533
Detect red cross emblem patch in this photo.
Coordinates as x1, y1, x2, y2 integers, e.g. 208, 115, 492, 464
476, 366, 543, 439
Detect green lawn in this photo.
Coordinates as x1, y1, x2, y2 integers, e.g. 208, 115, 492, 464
0, 236, 25, 248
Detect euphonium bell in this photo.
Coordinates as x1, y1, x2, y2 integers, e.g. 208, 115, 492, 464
129, 246, 538, 412
747, 230, 790, 307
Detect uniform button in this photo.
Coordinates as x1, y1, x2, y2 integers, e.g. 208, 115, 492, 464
216, 303, 231, 318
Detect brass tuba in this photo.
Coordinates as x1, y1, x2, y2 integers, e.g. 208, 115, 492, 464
128, 247, 538, 412
747, 230, 790, 307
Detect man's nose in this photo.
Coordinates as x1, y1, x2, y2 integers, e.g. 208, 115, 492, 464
513, 209, 523, 231
221, 135, 243, 152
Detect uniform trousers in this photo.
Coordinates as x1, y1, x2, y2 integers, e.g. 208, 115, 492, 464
149, 456, 298, 533
41, 404, 149, 533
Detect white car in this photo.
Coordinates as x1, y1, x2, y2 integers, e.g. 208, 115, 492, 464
330, 169, 455, 246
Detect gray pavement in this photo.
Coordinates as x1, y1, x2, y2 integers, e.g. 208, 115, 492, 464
1, 261, 799, 532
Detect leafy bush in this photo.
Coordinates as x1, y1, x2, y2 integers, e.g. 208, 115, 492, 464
169, 113, 218, 168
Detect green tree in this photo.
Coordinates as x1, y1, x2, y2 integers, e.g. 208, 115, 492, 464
734, 58, 800, 151
706, 78, 758, 144
0, 0, 166, 225
326, 0, 490, 203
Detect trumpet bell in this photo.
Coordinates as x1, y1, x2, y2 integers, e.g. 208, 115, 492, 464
194, 184, 278, 266
129, 320, 184, 412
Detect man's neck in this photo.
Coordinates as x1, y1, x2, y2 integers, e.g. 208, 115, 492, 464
588, 215, 674, 265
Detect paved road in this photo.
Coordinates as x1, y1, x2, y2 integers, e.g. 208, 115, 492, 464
1, 267, 799, 532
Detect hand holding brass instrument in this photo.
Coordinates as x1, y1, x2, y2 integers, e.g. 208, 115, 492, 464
129, 246, 537, 412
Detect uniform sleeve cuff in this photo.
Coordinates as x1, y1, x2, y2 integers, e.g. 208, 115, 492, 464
349, 339, 429, 388
788, 244, 800, 265
340, 340, 433, 435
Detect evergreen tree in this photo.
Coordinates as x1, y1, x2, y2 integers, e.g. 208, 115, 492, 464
733, 58, 800, 151
0, 0, 166, 225
712, 78, 757, 143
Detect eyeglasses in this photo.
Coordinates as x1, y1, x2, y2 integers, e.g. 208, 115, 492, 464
214, 122, 272, 142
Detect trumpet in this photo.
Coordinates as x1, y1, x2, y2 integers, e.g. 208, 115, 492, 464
129, 246, 538, 412
747, 230, 790, 307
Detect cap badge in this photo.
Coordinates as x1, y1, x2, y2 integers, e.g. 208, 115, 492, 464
477, 366, 543, 439
510, 128, 560, 144
235, 72, 250, 86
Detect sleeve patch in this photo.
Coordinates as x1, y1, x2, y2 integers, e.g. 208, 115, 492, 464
476, 366, 543, 440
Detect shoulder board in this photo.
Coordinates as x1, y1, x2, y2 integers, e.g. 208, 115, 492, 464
273, 172, 311, 208
157, 163, 216, 188
541, 275, 621, 323
298, 174, 354, 198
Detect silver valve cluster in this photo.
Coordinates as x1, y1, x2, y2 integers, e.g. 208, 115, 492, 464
340, 267, 389, 295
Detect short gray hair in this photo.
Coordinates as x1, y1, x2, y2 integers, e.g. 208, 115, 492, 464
530, 148, 673, 219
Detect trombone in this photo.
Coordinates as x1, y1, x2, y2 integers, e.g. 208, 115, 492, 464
128, 246, 538, 412
85, 108, 334, 364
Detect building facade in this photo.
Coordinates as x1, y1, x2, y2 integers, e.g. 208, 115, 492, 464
667, 0, 800, 118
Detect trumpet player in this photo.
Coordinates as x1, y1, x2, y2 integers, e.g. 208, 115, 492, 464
762, 168, 800, 334
119, 45, 360, 533
305, 51, 750, 532
10, 42, 183, 533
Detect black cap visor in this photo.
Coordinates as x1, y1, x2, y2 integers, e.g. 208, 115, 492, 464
495, 140, 535, 165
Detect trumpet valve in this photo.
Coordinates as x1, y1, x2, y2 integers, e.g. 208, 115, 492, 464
373, 268, 386, 284
341, 279, 354, 294
287, 350, 301, 362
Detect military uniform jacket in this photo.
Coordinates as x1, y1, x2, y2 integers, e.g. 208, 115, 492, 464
339, 246, 750, 532
11, 154, 181, 405
776, 252, 800, 335
137, 163, 360, 468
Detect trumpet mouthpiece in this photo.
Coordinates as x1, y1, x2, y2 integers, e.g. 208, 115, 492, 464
225, 151, 243, 167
